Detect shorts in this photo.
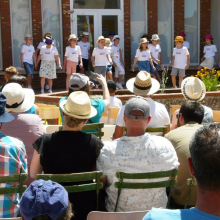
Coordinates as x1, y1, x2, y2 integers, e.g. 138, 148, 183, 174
137, 60, 150, 73
66, 60, 77, 75
200, 56, 214, 70
82, 58, 89, 71
150, 62, 159, 76
115, 63, 125, 78
106, 65, 112, 72
23, 62, 33, 76
171, 67, 186, 77
112, 65, 115, 72
94, 66, 107, 78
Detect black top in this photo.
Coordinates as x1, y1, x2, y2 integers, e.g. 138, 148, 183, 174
33, 131, 103, 220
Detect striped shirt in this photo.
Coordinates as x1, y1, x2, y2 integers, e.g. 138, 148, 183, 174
0, 132, 27, 218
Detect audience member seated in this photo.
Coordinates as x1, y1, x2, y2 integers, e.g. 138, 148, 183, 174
143, 123, 220, 220
101, 80, 122, 124
172, 77, 213, 129
0, 93, 27, 218
20, 180, 73, 220
0, 66, 19, 92
113, 71, 170, 139
59, 73, 110, 126
2, 83, 45, 185
30, 91, 103, 220
165, 101, 204, 208
97, 96, 179, 212
7, 75, 39, 115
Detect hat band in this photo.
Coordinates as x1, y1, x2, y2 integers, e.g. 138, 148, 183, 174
64, 105, 90, 117
6, 99, 24, 109
134, 83, 152, 90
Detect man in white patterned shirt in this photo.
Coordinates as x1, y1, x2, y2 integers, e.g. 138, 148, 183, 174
97, 96, 179, 212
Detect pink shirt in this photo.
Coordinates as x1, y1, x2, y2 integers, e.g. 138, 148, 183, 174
1, 113, 46, 185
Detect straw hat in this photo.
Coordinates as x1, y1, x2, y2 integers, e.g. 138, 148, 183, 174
24, 34, 33, 40
174, 36, 184, 43
105, 38, 111, 44
126, 71, 160, 95
181, 77, 206, 101
96, 36, 105, 44
59, 91, 97, 119
2, 83, 35, 113
151, 34, 160, 41
139, 38, 149, 46
68, 34, 78, 41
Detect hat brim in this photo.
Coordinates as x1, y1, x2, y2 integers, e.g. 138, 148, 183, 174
126, 77, 160, 95
181, 77, 206, 101
151, 38, 160, 41
139, 41, 149, 46
5, 89, 35, 113
69, 38, 78, 41
59, 99, 97, 119
174, 40, 184, 43
96, 39, 105, 44
0, 112, 14, 123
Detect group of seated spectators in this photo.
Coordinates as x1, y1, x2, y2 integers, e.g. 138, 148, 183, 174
0, 66, 219, 220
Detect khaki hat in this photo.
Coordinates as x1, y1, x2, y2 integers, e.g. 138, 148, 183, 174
139, 38, 149, 46
151, 34, 160, 41
105, 38, 111, 44
174, 36, 184, 43
24, 34, 33, 40
68, 34, 78, 41
59, 91, 97, 119
181, 77, 206, 101
96, 36, 105, 44
126, 71, 160, 95
2, 83, 35, 113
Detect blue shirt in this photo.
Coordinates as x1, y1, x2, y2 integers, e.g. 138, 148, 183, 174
25, 105, 35, 114
143, 208, 220, 220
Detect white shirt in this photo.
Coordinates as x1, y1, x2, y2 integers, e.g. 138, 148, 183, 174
64, 46, 82, 62
116, 98, 170, 127
40, 45, 59, 61
106, 47, 112, 65
21, 45, 35, 64
135, 49, 151, 61
111, 45, 120, 62
204, 45, 217, 58
78, 41, 90, 59
37, 42, 46, 49
109, 96, 122, 108
173, 46, 189, 69
92, 47, 108, 66
182, 41, 190, 49
97, 133, 179, 212
149, 44, 161, 63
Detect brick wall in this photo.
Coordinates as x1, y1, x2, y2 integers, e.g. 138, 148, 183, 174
200, 0, 211, 59
0, 0, 12, 69
174, 0, 184, 37
32, 1, 42, 49
147, 0, 158, 36
124, 0, 131, 82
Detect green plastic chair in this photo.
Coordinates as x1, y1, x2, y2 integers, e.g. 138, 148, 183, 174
184, 177, 197, 209
0, 173, 28, 198
114, 169, 178, 212
36, 171, 104, 210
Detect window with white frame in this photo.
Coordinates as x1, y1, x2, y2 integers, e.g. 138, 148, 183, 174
41, 0, 63, 62
10, 0, 32, 67
0, 15, 2, 70
130, 0, 148, 65
185, 0, 199, 64
158, 0, 173, 65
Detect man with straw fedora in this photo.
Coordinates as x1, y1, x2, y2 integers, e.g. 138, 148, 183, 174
113, 71, 170, 139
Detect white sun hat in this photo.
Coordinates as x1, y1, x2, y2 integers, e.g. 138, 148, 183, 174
96, 36, 105, 44
68, 34, 78, 41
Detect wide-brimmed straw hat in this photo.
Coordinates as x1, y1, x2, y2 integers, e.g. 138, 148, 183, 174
96, 36, 105, 44
2, 83, 35, 113
60, 91, 97, 119
151, 34, 160, 41
181, 77, 206, 101
174, 36, 184, 43
68, 34, 78, 41
105, 38, 111, 44
139, 38, 149, 45
126, 71, 160, 95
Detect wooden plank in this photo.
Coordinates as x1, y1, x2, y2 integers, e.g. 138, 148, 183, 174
213, 110, 220, 122
64, 183, 103, 193
0, 174, 28, 183
82, 123, 104, 130
0, 186, 27, 195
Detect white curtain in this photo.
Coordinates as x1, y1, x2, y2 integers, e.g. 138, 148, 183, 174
11, 0, 32, 67
185, 0, 199, 64
158, 0, 173, 65
42, 0, 62, 59
130, 0, 147, 65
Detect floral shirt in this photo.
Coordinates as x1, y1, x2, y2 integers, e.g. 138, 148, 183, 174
97, 133, 179, 212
